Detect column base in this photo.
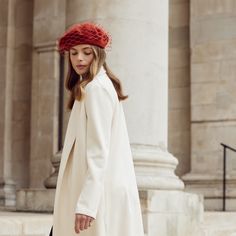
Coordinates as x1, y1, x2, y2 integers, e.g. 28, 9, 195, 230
16, 189, 55, 213
0, 179, 16, 207
183, 172, 236, 211
140, 189, 204, 236
44, 152, 61, 189
132, 144, 184, 190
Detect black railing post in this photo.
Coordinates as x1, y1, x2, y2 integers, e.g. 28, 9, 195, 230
223, 145, 226, 211
220, 143, 236, 212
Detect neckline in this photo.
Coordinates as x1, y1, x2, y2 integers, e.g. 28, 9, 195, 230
79, 66, 106, 81
96, 66, 106, 77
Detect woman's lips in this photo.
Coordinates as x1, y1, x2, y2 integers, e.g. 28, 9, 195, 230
76, 65, 86, 69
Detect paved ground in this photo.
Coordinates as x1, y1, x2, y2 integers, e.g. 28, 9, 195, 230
1, 210, 236, 236
0, 210, 52, 236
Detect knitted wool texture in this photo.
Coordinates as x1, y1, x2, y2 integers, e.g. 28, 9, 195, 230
58, 22, 111, 53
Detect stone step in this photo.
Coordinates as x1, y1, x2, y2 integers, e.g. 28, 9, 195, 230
201, 211, 236, 236
1, 210, 236, 236
0, 210, 52, 236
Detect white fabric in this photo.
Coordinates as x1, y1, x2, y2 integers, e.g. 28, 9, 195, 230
52, 66, 144, 236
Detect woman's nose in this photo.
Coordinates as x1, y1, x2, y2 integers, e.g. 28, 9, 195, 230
77, 53, 84, 61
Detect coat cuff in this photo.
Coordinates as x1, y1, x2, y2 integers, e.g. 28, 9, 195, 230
74, 203, 97, 219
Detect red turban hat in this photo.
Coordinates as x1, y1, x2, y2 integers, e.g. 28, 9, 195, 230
58, 22, 111, 54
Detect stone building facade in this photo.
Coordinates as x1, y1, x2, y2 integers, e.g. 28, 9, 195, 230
1, 0, 236, 234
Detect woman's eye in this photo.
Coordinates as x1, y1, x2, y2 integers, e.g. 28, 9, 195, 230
84, 51, 92, 55
71, 52, 77, 56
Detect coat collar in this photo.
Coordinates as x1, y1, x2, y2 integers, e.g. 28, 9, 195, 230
96, 66, 106, 78
79, 66, 106, 81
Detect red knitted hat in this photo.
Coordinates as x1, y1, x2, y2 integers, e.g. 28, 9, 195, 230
58, 22, 111, 54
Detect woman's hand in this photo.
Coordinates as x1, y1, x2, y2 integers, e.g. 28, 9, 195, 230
74, 213, 94, 234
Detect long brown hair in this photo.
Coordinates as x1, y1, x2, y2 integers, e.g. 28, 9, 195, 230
65, 46, 128, 110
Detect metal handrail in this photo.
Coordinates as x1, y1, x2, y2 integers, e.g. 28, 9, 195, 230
220, 143, 236, 211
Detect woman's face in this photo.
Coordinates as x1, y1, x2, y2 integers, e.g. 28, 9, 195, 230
69, 44, 94, 77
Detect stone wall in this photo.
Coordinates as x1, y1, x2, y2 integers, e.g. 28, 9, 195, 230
184, 0, 236, 210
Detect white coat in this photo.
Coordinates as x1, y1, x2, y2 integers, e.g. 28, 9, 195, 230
52, 66, 144, 236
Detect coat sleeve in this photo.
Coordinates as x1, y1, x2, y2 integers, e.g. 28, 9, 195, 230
75, 83, 114, 219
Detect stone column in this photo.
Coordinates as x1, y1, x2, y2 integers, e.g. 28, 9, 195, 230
183, 0, 236, 211
0, 0, 33, 208
16, 0, 66, 212
0, 0, 16, 207
66, 0, 184, 192
168, 0, 191, 177
66, 0, 203, 235
29, 0, 66, 189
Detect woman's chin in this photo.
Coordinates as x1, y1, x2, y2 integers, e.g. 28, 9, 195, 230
76, 68, 89, 76
75, 70, 86, 76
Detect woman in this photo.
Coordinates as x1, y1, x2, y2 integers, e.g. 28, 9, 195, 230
52, 22, 144, 236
